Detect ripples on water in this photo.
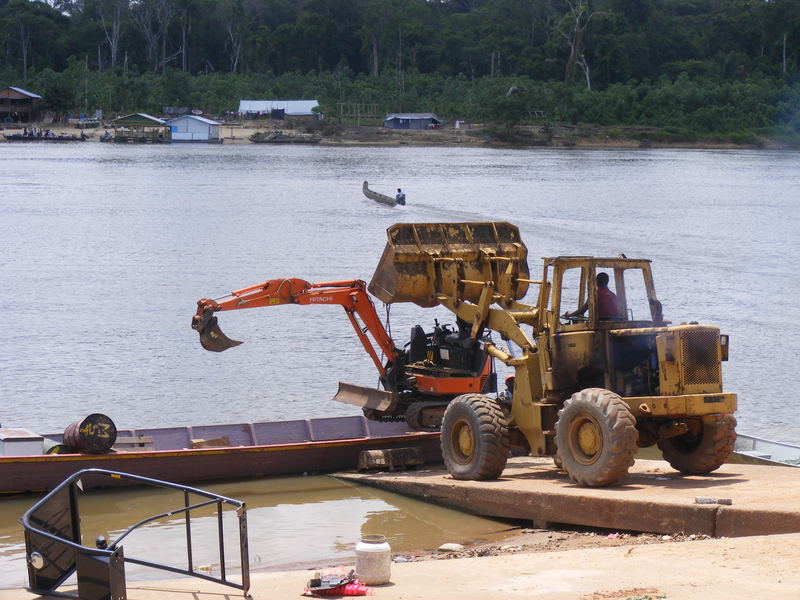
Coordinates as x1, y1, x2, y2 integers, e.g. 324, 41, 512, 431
1, 144, 799, 444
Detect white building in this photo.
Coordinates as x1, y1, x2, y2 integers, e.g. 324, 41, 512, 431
166, 114, 222, 143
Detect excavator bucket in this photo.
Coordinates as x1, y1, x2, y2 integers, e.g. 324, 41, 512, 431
332, 382, 398, 412
368, 222, 530, 307
193, 312, 243, 353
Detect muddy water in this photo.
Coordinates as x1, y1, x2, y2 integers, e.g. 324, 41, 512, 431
0, 475, 517, 588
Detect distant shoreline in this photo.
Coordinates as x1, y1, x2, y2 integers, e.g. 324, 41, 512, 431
2, 122, 794, 150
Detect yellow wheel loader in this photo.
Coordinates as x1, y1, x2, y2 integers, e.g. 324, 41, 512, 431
368, 222, 737, 486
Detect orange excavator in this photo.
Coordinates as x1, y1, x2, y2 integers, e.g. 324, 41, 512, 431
191, 278, 496, 429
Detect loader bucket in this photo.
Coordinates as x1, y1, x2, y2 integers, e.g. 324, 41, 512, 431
332, 381, 398, 412
192, 312, 243, 352
368, 222, 530, 307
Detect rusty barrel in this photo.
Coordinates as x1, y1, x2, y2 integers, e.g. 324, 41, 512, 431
369, 222, 530, 307
63, 413, 117, 454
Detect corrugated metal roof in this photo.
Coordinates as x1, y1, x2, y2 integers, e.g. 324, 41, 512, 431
111, 113, 166, 126
8, 87, 42, 99
238, 100, 319, 115
384, 113, 441, 121
166, 115, 220, 125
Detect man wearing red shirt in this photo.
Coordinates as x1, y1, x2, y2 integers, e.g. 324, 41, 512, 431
564, 272, 623, 320
595, 272, 622, 318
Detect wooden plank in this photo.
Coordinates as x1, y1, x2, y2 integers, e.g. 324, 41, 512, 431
113, 435, 156, 451
189, 436, 231, 449
114, 436, 154, 445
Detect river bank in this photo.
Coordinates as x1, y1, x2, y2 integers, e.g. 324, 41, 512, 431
3, 121, 795, 150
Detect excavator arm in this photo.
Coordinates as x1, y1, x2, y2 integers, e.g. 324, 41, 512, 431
192, 278, 400, 377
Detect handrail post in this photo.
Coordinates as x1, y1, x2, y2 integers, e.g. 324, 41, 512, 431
185, 490, 193, 573
217, 500, 225, 581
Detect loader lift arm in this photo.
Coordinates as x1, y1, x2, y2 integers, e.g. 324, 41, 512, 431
192, 278, 400, 377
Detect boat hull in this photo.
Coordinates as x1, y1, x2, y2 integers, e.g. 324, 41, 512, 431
250, 132, 322, 144
0, 416, 441, 494
4, 134, 87, 142
734, 433, 800, 467
250, 138, 321, 144
362, 181, 398, 206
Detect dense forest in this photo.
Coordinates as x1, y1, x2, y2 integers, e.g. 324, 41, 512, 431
1, 0, 800, 137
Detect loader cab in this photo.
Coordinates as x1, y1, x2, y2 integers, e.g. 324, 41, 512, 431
544, 257, 661, 330
542, 257, 664, 397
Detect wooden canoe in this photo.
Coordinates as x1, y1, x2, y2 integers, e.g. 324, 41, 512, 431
0, 415, 440, 494
4, 133, 88, 142
363, 181, 401, 206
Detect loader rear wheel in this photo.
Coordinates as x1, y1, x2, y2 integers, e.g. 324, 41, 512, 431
555, 388, 638, 487
440, 394, 508, 481
658, 414, 737, 474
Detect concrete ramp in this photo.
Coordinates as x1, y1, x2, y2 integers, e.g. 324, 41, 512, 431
336, 457, 800, 538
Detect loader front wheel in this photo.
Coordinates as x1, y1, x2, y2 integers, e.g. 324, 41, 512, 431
441, 394, 508, 481
658, 414, 737, 474
555, 388, 639, 487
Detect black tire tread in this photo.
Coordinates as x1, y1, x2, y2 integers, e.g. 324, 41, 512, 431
555, 387, 639, 487
441, 393, 509, 481
657, 414, 737, 474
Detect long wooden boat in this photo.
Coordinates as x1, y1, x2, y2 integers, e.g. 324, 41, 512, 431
0, 415, 440, 494
362, 181, 402, 206
734, 433, 800, 467
250, 131, 322, 144
4, 133, 88, 142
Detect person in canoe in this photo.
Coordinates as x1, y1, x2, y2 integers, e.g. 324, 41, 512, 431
395, 188, 406, 205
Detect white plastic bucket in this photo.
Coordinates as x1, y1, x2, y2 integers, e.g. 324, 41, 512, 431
354, 534, 391, 585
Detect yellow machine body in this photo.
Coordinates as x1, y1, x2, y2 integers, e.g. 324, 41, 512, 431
370, 223, 737, 460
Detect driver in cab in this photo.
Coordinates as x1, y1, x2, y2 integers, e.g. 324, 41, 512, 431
564, 272, 623, 320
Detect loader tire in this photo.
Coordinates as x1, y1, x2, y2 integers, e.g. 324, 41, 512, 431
441, 394, 508, 481
555, 388, 638, 487
658, 414, 737, 474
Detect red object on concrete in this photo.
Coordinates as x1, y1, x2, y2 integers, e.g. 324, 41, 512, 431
305, 581, 370, 596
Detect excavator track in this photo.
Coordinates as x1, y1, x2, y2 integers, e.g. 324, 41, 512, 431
362, 408, 406, 423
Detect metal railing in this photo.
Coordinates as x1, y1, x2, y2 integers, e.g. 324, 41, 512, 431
22, 468, 249, 600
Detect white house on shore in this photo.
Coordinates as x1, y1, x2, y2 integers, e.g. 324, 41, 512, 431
166, 114, 222, 143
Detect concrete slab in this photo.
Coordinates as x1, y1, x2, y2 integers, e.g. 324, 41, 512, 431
336, 457, 800, 537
